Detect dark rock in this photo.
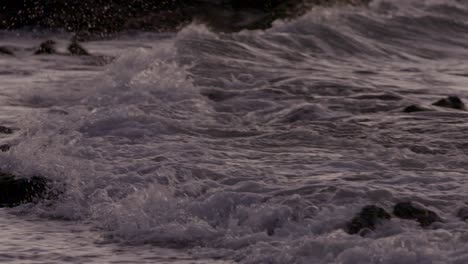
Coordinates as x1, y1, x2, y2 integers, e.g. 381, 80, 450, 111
0, 126, 13, 134
457, 207, 468, 221
0, 144, 10, 152
68, 40, 90, 56
346, 205, 392, 235
0, 46, 14, 56
34, 40, 57, 55
432, 96, 466, 111
0, 1, 371, 34
0, 172, 50, 207
393, 202, 442, 227
403, 105, 429, 113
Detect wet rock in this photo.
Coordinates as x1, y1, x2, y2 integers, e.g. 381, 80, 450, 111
432, 96, 466, 111
403, 105, 429, 113
393, 202, 442, 227
0, 144, 10, 152
0, 46, 14, 56
457, 207, 468, 221
68, 40, 90, 56
0, 1, 372, 33
0, 172, 50, 207
0, 126, 13, 134
34, 40, 57, 55
346, 205, 392, 235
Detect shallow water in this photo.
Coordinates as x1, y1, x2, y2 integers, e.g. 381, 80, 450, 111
1, 0, 468, 263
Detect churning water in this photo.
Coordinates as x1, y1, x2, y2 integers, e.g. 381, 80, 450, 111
1, 0, 468, 263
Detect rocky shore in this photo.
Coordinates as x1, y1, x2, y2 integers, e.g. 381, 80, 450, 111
0, 0, 371, 35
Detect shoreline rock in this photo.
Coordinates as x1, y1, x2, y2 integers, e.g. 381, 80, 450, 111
346, 205, 392, 235
0, 0, 372, 34
393, 202, 442, 227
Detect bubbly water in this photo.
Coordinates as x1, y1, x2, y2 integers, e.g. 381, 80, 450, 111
1, 0, 468, 263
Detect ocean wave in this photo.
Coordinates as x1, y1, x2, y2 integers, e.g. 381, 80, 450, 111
2, 1, 468, 263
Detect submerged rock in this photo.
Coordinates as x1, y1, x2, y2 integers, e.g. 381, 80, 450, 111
200, 89, 238, 102
68, 40, 90, 56
457, 207, 468, 221
403, 105, 429, 113
0, 172, 50, 207
393, 202, 442, 227
34, 40, 57, 55
432, 96, 466, 111
0, 46, 14, 56
346, 205, 391, 235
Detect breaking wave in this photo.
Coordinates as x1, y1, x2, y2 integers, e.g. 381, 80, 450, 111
2, 0, 468, 263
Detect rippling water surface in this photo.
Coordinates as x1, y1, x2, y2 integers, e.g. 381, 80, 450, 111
1, 0, 468, 263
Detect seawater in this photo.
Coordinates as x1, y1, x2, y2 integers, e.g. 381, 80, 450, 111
1, 0, 468, 263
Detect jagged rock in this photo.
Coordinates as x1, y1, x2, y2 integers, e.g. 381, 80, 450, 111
0, 126, 13, 134
346, 205, 392, 235
34, 40, 57, 55
403, 105, 429, 113
0, 172, 50, 207
0, 144, 10, 152
0, 0, 372, 33
68, 40, 90, 56
432, 96, 466, 111
393, 202, 442, 227
0, 46, 14, 56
